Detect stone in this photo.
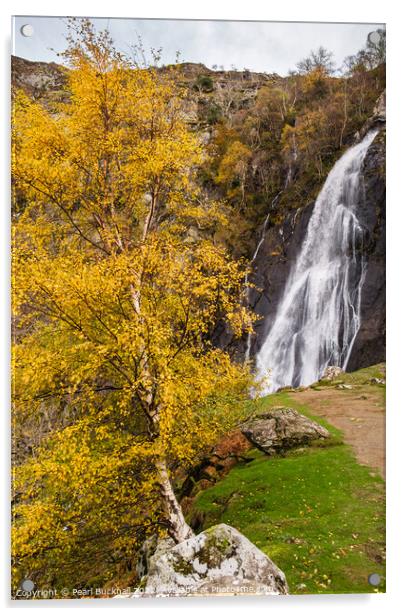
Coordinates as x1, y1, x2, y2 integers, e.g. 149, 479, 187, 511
336, 384, 353, 390
321, 365, 344, 381
180, 429, 251, 499
137, 524, 288, 597
370, 377, 385, 385
241, 407, 329, 455
135, 535, 175, 580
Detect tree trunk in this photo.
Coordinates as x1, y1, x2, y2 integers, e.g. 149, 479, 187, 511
130, 191, 193, 543
155, 458, 194, 544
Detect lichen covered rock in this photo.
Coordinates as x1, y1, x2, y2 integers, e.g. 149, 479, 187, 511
322, 366, 344, 381
241, 407, 329, 454
137, 524, 288, 596
135, 535, 176, 580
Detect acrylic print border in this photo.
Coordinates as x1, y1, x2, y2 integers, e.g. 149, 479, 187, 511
10, 11, 386, 601
5, 2, 396, 612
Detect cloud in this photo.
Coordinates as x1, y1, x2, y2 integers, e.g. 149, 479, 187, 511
13, 16, 384, 75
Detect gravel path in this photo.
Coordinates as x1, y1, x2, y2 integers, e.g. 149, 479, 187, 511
290, 386, 385, 479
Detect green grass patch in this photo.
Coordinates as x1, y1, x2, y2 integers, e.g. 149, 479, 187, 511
315, 362, 386, 389
188, 389, 385, 595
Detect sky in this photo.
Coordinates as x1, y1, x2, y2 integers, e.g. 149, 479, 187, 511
12, 16, 384, 76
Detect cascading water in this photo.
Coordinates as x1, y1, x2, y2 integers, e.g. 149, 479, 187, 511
255, 130, 378, 394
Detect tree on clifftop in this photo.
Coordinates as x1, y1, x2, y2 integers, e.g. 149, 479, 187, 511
12, 19, 254, 590
296, 46, 335, 75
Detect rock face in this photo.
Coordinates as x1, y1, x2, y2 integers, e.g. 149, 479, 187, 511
373, 90, 386, 122
347, 124, 385, 370
241, 407, 329, 455
11, 56, 67, 102
138, 524, 288, 596
358, 90, 386, 139
247, 202, 315, 359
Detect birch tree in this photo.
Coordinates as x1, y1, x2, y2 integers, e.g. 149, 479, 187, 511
12, 19, 254, 588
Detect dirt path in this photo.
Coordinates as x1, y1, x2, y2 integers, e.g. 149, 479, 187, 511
289, 385, 385, 479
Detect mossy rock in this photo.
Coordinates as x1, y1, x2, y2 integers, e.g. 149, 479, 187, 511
141, 524, 288, 596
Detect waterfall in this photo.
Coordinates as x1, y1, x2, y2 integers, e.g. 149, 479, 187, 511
255, 130, 378, 394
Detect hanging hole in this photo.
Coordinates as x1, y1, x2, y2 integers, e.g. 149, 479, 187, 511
20, 24, 34, 37
368, 31, 381, 45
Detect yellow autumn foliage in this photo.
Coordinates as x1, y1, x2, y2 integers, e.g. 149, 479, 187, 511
12, 19, 256, 591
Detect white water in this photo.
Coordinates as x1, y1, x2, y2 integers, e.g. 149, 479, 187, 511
256, 130, 377, 394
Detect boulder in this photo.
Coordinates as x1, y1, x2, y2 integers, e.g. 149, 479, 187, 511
138, 524, 288, 596
321, 365, 344, 381
135, 535, 175, 580
241, 407, 329, 455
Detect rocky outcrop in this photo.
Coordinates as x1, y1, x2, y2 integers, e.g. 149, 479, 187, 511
129, 524, 288, 597
373, 90, 386, 122
241, 407, 329, 454
180, 429, 251, 498
11, 56, 67, 103
358, 90, 386, 139
322, 366, 344, 381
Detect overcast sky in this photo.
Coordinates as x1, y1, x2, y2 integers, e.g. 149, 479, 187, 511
12, 16, 384, 75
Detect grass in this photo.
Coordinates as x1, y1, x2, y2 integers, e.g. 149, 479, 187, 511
187, 385, 385, 595
311, 362, 386, 389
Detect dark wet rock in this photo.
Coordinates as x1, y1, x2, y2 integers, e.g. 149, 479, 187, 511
347, 125, 385, 370
246, 202, 315, 359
